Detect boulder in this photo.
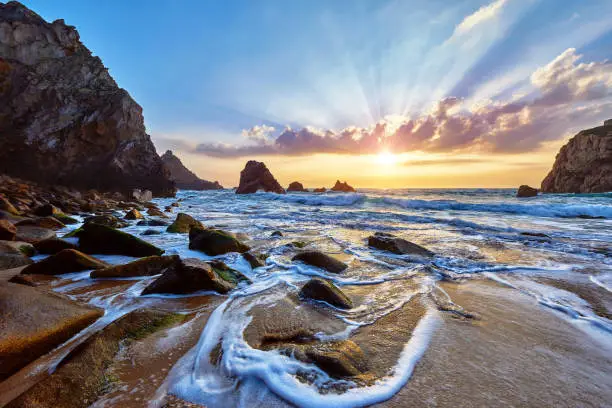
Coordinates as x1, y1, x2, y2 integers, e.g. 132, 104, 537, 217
271, 230, 283, 237
141, 258, 237, 295
0, 197, 20, 215
91, 255, 179, 279
0, 219, 16, 240
124, 208, 144, 220
235, 161, 285, 194
137, 219, 169, 227
0, 240, 35, 257
83, 214, 129, 229
541, 120, 612, 193
53, 213, 79, 225
21, 249, 108, 275
278, 340, 367, 378
73, 223, 164, 257
243, 252, 265, 269
517, 185, 538, 198
8, 274, 38, 287
313, 187, 327, 193
208, 260, 250, 285
189, 227, 250, 255
0, 2, 175, 197
15, 226, 56, 244
33, 238, 78, 255
167, 212, 203, 233
146, 207, 167, 217
161, 150, 224, 190
0, 282, 103, 380
142, 229, 161, 236
0, 253, 33, 270
331, 180, 355, 192
33, 203, 61, 217
299, 278, 353, 309
367, 232, 433, 257
16, 216, 66, 230
132, 189, 153, 202
287, 181, 307, 192
292, 251, 348, 273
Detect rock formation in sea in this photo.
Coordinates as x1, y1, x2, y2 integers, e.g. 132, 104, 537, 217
160, 150, 223, 190
235, 160, 285, 194
516, 185, 538, 198
0, 2, 175, 196
287, 181, 307, 192
541, 119, 612, 193
331, 180, 356, 192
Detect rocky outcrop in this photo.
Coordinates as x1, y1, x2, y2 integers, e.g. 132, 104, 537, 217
367, 232, 433, 257
313, 187, 327, 193
188, 226, 250, 255
517, 185, 538, 198
71, 223, 164, 257
541, 120, 612, 193
235, 161, 285, 194
292, 251, 348, 273
331, 180, 355, 192
0, 2, 175, 196
287, 181, 307, 192
300, 278, 353, 309
166, 212, 203, 233
21, 248, 108, 275
160, 150, 223, 190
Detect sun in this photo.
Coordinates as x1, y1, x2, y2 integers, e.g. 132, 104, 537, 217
376, 150, 399, 166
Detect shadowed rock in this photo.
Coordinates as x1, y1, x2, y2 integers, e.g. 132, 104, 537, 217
73, 223, 164, 257
331, 180, 355, 192
161, 150, 223, 190
0, 240, 34, 257
243, 252, 265, 268
235, 161, 285, 194
0, 253, 33, 270
517, 185, 538, 197
146, 207, 167, 217
137, 219, 169, 227
83, 214, 128, 229
0, 220, 16, 240
91, 255, 179, 279
368, 232, 433, 257
287, 181, 307, 192
189, 226, 250, 255
292, 251, 348, 273
124, 209, 143, 220
300, 278, 353, 309
33, 203, 60, 217
280, 340, 367, 378
21, 249, 108, 275
34, 238, 78, 255
167, 212, 203, 233
16, 217, 66, 230
0, 197, 19, 215
313, 187, 327, 193
15, 226, 56, 244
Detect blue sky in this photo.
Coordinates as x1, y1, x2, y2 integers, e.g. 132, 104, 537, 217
20, 0, 612, 186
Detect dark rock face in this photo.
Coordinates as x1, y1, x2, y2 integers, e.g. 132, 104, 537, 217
16, 216, 66, 230
292, 251, 348, 273
166, 212, 203, 233
160, 150, 223, 190
242, 252, 264, 269
236, 161, 285, 194
367, 232, 433, 257
0, 219, 16, 240
73, 223, 164, 257
91, 255, 179, 279
299, 278, 353, 309
313, 187, 327, 193
21, 248, 108, 275
189, 226, 250, 256
0, 2, 175, 197
541, 120, 612, 193
331, 180, 355, 192
83, 214, 128, 229
33, 238, 77, 254
517, 185, 538, 198
287, 181, 306, 192
15, 225, 56, 244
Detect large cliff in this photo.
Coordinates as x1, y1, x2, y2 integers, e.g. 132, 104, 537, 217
160, 150, 223, 190
0, 2, 175, 196
541, 120, 612, 193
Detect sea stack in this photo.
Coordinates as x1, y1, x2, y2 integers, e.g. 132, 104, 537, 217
516, 185, 538, 198
161, 150, 223, 190
541, 120, 612, 193
331, 180, 356, 192
236, 161, 285, 194
287, 181, 307, 192
0, 2, 174, 196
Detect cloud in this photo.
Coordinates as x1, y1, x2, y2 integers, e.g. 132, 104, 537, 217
454, 0, 508, 36
189, 49, 612, 158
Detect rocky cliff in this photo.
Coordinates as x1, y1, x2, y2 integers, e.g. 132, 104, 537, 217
0, 2, 175, 196
236, 161, 285, 194
541, 120, 612, 193
160, 150, 222, 190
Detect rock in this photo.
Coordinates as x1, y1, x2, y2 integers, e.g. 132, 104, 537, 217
83, 214, 129, 229
137, 219, 169, 227
278, 340, 367, 378
287, 181, 307, 192
299, 278, 353, 309
517, 185, 538, 198
124, 208, 144, 220
167, 212, 203, 233
0, 253, 33, 270
141, 258, 237, 295
271, 230, 283, 237
235, 161, 285, 194
331, 180, 355, 192
74, 223, 164, 257
33, 238, 78, 255
8, 274, 38, 287
243, 252, 264, 268
53, 213, 79, 224
0, 2, 175, 197
541, 120, 612, 193
91, 255, 179, 279
208, 260, 250, 285
189, 227, 250, 255
171, 202, 179, 207
16, 216, 66, 230
367, 232, 433, 257
146, 207, 167, 217
292, 251, 348, 273
161, 150, 224, 190
132, 189, 153, 202
0, 282, 103, 380
21, 249, 108, 275
141, 229, 161, 236
0, 196, 19, 215
33, 203, 61, 217
313, 187, 327, 193
0, 240, 35, 257
15, 226, 56, 244
0, 219, 16, 240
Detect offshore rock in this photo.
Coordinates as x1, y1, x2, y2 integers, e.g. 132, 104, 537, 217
287, 181, 307, 192
161, 150, 223, 190
517, 185, 538, 198
235, 161, 285, 194
0, 2, 175, 196
331, 180, 355, 192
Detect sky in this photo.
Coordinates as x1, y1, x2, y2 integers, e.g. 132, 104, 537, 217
23, 0, 612, 188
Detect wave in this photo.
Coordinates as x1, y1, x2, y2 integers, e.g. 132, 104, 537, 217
382, 198, 612, 219
261, 192, 367, 206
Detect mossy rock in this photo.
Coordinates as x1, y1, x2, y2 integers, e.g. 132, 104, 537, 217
53, 213, 79, 225
242, 252, 264, 268
209, 260, 251, 285
74, 223, 164, 257
189, 227, 250, 256
83, 215, 129, 229
166, 213, 203, 233
0, 240, 35, 257
91, 255, 180, 279
21, 249, 109, 275
34, 238, 78, 255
